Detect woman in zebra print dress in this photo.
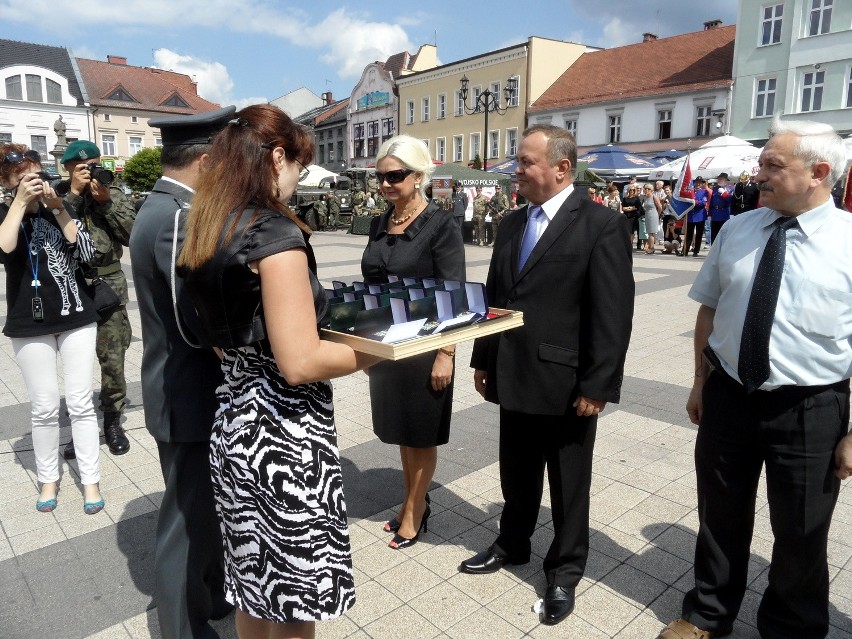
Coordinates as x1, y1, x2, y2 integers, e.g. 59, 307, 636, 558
0, 144, 103, 514
178, 105, 379, 639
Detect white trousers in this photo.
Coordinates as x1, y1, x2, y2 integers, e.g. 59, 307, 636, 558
12, 323, 100, 485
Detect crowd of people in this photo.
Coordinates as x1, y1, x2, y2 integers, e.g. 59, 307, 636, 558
2, 109, 851, 639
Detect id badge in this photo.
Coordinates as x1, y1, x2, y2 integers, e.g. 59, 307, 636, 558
32, 297, 44, 321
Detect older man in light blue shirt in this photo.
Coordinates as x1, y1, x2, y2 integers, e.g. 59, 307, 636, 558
659, 118, 852, 639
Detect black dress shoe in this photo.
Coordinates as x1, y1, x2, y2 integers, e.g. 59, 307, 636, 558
103, 413, 130, 456
459, 546, 527, 574
542, 585, 575, 625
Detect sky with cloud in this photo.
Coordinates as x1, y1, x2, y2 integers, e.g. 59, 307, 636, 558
0, 0, 738, 108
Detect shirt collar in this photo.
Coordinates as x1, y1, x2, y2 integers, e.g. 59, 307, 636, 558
535, 184, 574, 222
763, 196, 836, 237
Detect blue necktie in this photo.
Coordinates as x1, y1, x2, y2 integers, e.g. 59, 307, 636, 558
737, 216, 798, 393
518, 205, 543, 271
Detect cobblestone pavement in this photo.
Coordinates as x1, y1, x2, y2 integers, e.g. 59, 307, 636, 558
0, 232, 849, 639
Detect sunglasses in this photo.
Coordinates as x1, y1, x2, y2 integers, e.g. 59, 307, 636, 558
4, 150, 41, 165
295, 159, 309, 182
376, 169, 414, 185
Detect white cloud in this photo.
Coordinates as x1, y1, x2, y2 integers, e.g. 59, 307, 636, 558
152, 49, 235, 106
302, 9, 413, 79
599, 17, 635, 48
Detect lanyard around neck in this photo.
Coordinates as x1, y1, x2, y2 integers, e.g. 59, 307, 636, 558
20, 211, 41, 292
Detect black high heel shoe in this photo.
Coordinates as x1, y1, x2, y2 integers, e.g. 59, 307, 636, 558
383, 492, 429, 533
389, 505, 430, 550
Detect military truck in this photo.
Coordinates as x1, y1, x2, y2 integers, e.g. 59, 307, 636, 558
288, 175, 353, 231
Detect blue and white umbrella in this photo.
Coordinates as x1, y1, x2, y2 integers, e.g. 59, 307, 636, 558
487, 157, 518, 174
578, 145, 657, 178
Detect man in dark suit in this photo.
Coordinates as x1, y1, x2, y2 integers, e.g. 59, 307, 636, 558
129, 106, 235, 639
462, 124, 634, 626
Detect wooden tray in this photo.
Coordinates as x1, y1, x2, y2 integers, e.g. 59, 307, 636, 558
320, 307, 523, 361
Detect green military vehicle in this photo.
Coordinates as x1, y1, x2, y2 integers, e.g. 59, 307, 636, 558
289, 175, 353, 231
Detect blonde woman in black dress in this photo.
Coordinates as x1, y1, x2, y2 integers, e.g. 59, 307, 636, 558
361, 135, 465, 549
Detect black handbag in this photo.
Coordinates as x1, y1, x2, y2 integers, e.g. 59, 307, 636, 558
90, 276, 121, 319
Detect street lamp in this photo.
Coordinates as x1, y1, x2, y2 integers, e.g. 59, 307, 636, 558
459, 75, 518, 171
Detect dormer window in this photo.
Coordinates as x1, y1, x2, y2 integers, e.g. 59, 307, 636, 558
106, 85, 138, 102
160, 92, 190, 108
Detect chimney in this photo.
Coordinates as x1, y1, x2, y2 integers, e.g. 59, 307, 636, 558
704, 19, 723, 30
642, 33, 658, 42
323, 91, 334, 105
107, 55, 127, 65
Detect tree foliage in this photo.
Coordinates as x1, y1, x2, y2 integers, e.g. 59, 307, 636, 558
122, 147, 162, 191
471, 154, 482, 170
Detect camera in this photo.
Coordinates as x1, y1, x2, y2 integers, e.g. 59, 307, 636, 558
53, 163, 115, 197
35, 171, 63, 186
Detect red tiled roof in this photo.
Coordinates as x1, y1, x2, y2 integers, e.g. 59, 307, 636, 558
384, 52, 410, 79
315, 99, 349, 125
530, 25, 735, 112
76, 57, 221, 114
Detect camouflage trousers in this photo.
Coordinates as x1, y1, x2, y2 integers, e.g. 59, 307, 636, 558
473, 214, 487, 244
96, 306, 131, 414
491, 214, 505, 245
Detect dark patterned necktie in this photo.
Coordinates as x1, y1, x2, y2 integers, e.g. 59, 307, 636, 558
737, 216, 798, 393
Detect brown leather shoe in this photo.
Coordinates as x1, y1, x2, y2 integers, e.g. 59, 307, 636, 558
657, 619, 714, 639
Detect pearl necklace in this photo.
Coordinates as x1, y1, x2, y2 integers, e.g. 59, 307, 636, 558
391, 199, 423, 225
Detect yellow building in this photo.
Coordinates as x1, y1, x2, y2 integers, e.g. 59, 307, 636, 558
395, 38, 594, 169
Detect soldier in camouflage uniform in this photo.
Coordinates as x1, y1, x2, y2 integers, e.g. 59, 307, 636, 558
487, 184, 511, 246
313, 197, 328, 230
60, 141, 135, 457
366, 172, 379, 195
472, 186, 489, 246
374, 191, 387, 214
352, 188, 367, 216
325, 190, 341, 230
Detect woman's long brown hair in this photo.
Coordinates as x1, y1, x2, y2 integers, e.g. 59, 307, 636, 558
177, 104, 314, 270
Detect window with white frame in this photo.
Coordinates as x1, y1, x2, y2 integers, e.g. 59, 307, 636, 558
754, 77, 777, 117
658, 110, 672, 139
696, 106, 712, 136
437, 93, 446, 119
101, 134, 116, 156
507, 76, 520, 107
760, 3, 784, 45
5, 75, 22, 100
420, 140, 429, 154
367, 120, 380, 156
506, 128, 518, 157
564, 119, 577, 139
318, 145, 325, 164
490, 81, 501, 104
26, 74, 42, 102
422, 96, 430, 122
406, 100, 414, 124
30, 135, 48, 161
846, 66, 852, 108
453, 135, 463, 162
130, 116, 138, 124
470, 132, 481, 161
488, 130, 499, 160
381, 118, 394, 141
800, 69, 824, 112
607, 114, 622, 143
436, 137, 446, 162
473, 86, 483, 112
46, 78, 61, 104
154, 137, 162, 147
0, 133, 12, 144
129, 136, 143, 155
353, 123, 365, 157
455, 90, 464, 116
103, 113, 111, 122
807, 0, 832, 36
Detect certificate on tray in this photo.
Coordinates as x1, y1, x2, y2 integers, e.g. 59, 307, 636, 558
320, 277, 524, 360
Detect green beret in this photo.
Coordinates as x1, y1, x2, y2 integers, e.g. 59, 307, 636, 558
61, 140, 101, 164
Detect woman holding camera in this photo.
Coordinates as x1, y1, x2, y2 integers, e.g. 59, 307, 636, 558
178, 105, 378, 639
0, 144, 103, 514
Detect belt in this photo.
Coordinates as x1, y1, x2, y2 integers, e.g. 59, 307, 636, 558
703, 346, 849, 398
95, 262, 122, 276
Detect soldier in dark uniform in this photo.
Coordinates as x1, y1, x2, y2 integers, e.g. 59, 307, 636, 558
60, 141, 135, 458
129, 106, 236, 639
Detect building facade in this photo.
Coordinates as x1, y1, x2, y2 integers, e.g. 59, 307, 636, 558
270, 87, 325, 119
348, 62, 397, 168
76, 55, 220, 172
730, 0, 852, 143
395, 38, 591, 169
294, 95, 349, 171
0, 39, 91, 172
528, 24, 735, 155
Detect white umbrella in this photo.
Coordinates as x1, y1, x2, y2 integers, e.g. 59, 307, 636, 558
651, 135, 761, 181
845, 135, 852, 162
298, 164, 339, 187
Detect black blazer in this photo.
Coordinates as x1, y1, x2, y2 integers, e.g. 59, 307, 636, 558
470, 187, 634, 416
